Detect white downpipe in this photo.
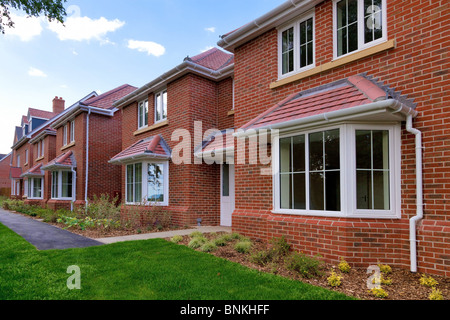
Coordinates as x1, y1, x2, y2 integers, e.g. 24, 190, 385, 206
85, 109, 91, 207
406, 115, 423, 273
71, 166, 77, 212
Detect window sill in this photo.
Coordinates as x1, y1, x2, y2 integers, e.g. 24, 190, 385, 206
61, 142, 75, 151
227, 110, 235, 116
35, 156, 44, 162
272, 209, 400, 220
134, 120, 169, 136
270, 39, 396, 89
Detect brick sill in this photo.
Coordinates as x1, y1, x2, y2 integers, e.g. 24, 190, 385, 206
134, 120, 169, 136
61, 142, 75, 151
270, 39, 396, 89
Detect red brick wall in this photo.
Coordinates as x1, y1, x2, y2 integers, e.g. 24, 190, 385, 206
231, 0, 449, 276
0, 154, 11, 195
120, 73, 233, 226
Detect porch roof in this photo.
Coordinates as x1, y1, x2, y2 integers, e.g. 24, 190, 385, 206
110, 135, 171, 165
10, 167, 22, 179
21, 163, 44, 178
42, 151, 76, 171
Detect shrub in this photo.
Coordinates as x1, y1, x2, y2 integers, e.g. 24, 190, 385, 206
338, 258, 351, 273
250, 249, 275, 266
378, 264, 392, 274
190, 231, 204, 238
171, 235, 183, 244
200, 242, 217, 253
270, 236, 290, 258
429, 288, 443, 300
213, 236, 229, 247
372, 274, 393, 286
234, 240, 252, 254
327, 270, 342, 287
420, 274, 439, 288
370, 288, 389, 299
188, 237, 207, 249
285, 252, 324, 278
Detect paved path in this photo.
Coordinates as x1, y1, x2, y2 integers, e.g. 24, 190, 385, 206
0, 208, 232, 249
0, 209, 103, 250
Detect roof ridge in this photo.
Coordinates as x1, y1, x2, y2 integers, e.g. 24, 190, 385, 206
83, 84, 136, 105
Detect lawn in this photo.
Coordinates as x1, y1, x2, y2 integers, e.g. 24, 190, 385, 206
0, 223, 355, 301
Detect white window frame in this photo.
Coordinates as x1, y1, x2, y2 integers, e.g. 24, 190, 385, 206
332, 0, 388, 60
272, 122, 401, 219
41, 139, 45, 157
37, 141, 41, 158
63, 124, 68, 146
125, 161, 169, 206
138, 99, 149, 129
24, 179, 28, 197
154, 89, 168, 123
25, 149, 28, 164
28, 177, 44, 200
70, 120, 75, 143
51, 170, 74, 201
17, 155, 20, 167
278, 10, 315, 79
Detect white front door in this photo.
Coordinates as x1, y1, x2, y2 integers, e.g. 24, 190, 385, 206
220, 164, 235, 227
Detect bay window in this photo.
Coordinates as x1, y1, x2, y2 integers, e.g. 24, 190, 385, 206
274, 123, 400, 218
51, 170, 73, 200
126, 161, 169, 206
28, 178, 43, 199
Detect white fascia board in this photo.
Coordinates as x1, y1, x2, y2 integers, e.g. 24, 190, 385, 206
109, 153, 171, 166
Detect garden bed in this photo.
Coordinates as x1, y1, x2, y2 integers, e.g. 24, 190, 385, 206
168, 232, 449, 301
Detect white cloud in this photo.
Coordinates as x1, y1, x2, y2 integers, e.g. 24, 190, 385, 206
205, 27, 216, 33
28, 67, 47, 78
201, 46, 214, 53
5, 14, 43, 41
127, 40, 166, 57
48, 16, 125, 42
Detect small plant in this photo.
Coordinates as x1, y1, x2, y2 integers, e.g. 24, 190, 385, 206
327, 270, 342, 287
188, 236, 207, 249
420, 274, 439, 288
200, 242, 217, 253
429, 287, 443, 300
231, 233, 243, 240
190, 231, 204, 238
372, 274, 393, 286
234, 240, 252, 253
378, 264, 392, 274
338, 258, 351, 273
213, 236, 228, 247
285, 252, 324, 279
250, 249, 275, 266
170, 235, 183, 244
270, 236, 290, 257
370, 288, 389, 299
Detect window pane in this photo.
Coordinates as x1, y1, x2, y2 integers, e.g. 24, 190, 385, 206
348, 22, 358, 53
155, 94, 162, 122
148, 163, 164, 203
280, 138, 292, 173
300, 45, 307, 68
144, 100, 148, 126
33, 178, 42, 198
293, 173, 306, 210
372, 130, 389, 170
135, 163, 142, 203
52, 172, 58, 198
337, 28, 347, 56
309, 132, 324, 171
364, 0, 383, 44
307, 43, 313, 66
373, 171, 390, 210
325, 129, 340, 170
62, 171, 72, 198
280, 174, 292, 209
138, 103, 143, 128
348, 0, 358, 23
357, 170, 372, 209
326, 171, 341, 211
337, 0, 347, 29
127, 165, 134, 203
162, 91, 167, 120
282, 28, 294, 74
292, 135, 305, 172
222, 164, 230, 197
356, 130, 372, 169
310, 172, 324, 210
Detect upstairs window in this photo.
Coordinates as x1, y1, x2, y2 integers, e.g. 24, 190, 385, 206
279, 12, 315, 77
63, 124, 68, 146
138, 100, 148, 129
334, 0, 386, 58
155, 90, 167, 123
70, 120, 75, 143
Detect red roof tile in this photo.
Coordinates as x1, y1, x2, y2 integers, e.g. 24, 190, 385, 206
21, 163, 44, 177
83, 84, 138, 110
200, 130, 235, 154
241, 75, 402, 131
28, 108, 58, 120
111, 135, 170, 163
42, 151, 76, 170
187, 48, 234, 71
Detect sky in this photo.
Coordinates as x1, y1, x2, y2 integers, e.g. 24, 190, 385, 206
0, 0, 286, 154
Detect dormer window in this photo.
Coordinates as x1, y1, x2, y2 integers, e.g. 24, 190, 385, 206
138, 99, 149, 129
279, 11, 315, 78
155, 89, 167, 123
334, 0, 387, 58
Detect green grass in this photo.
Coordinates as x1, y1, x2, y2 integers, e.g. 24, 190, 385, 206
0, 223, 355, 300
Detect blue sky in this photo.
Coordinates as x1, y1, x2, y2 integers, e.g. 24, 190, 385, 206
0, 0, 285, 154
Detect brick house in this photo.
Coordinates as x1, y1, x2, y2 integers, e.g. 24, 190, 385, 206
39, 84, 137, 211
0, 153, 12, 196
110, 48, 235, 227
217, 0, 449, 276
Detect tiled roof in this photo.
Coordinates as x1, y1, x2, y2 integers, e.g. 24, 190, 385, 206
241, 74, 417, 131
10, 167, 22, 179
186, 48, 234, 71
28, 108, 58, 120
42, 151, 76, 170
198, 130, 235, 154
82, 84, 137, 110
21, 163, 44, 177
110, 135, 171, 163
22, 115, 29, 125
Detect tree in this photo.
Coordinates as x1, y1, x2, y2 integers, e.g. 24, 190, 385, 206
0, 0, 67, 34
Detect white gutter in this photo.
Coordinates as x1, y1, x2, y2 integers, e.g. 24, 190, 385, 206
109, 153, 171, 166
85, 109, 91, 207
406, 115, 423, 273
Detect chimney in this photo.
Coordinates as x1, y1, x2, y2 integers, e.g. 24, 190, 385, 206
53, 96, 65, 114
